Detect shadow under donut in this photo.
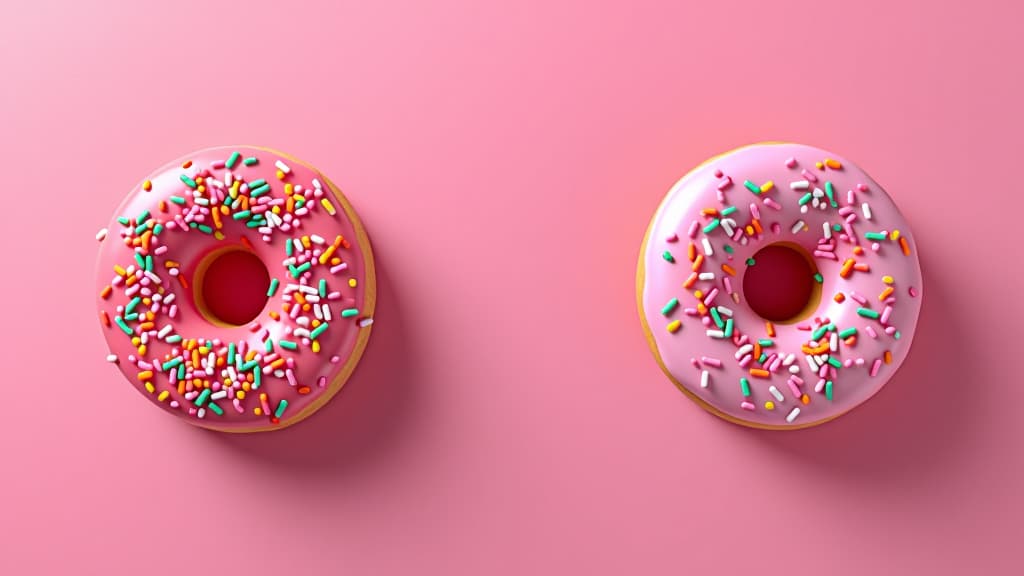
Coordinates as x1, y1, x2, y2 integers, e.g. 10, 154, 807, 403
732, 249, 981, 486
203, 251, 415, 476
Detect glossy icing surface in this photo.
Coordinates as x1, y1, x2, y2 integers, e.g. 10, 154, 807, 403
96, 146, 375, 431
638, 143, 922, 428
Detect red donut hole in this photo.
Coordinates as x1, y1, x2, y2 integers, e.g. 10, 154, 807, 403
742, 243, 819, 323
197, 249, 271, 326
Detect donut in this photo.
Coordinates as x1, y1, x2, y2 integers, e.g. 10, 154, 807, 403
95, 146, 376, 432
637, 143, 922, 429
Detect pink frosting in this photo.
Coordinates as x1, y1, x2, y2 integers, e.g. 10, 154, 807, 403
96, 146, 374, 431
639, 143, 922, 428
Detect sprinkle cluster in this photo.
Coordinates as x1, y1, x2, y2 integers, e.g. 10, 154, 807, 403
656, 154, 917, 424
98, 150, 371, 426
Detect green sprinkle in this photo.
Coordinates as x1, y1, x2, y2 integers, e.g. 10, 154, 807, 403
117, 217, 131, 226
124, 312, 139, 321
833, 223, 842, 232
894, 331, 902, 340
310, 322, 329, 339
248, 179, 267, 189
134, 222, 149, 235
825, 181, 837, 207
319, 278, 327, 298
195, 389, 211, 407
126, 296, 141, 314
161, 357, 183, 371
744, 180, 760, 194
177, 364, 186, 379
243, 156, 258, 166
292, 261, 311, 278
746, 257, 755, 266
741, 377, 751, 397
811, 324, 831, 341
758, 353, 768, 363
232, 210, 251, 220
838, 327, 857, 339
857, 307, 880, 319
813, 273, 823, 283
798, 192, 813, 206
170, 195, 187, 205
662, 251, 675, 263
703, 219, 721, 234
145, 255, 153, 272
661, 298, 679, 316
166, 335, 183, 344
724, 318, 734, 338
710, 307, 724, 329
721, 205, 738, 216
253, 368, 261, 389
340, 308, 359, 318
825, 380, 834, 401
246, 220, 263, 228
285, 238, 294, 256
265, 339, 274, 353
865, 232, 888, 241
250, 183, 271, 197
239, 359, 260, 372
207, 402, 224, 416
274, 399, 289, 418
723, 245, 734, 254
279, 340, 298, 351
197, 224, 214, 234
180, 174, 198, 189
758, 339, 774, 347
226, 151, 241, 168
827, 356, 842, 369
228, 343, 236, 365
134, 253, 146, 268
137, 210, 151, 224
114, 316, 133, 335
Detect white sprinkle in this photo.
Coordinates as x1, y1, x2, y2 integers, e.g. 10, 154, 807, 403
790, 180, 810, 190
862, 202, 872, 220
706, 330, 725, 339
698, 272, 715, 281
701, 237, 714, 256
813, 187, 825, 198
106, 354, 118, 363
275, 160, 291, 174
313, 304, 323, 320
823, 222, 832, 239
735, 344, 754, 359
700, 370, 710, 389
716, 306, 733, 317
312, 178, 323, 189
96, 228, 108, 241
310, 234, 326, 245
211, 391, 228, 401
829, 332, 838, 352
789, 365, 801, 374
721, 219, 736, 236
769, 386, 785, 402
791, 220, 805, 233
158, 325, 173, 338
358, 318, 374, 328
782, 353, 796, 366
786, 407, 801, 423
197, 408, 206, 419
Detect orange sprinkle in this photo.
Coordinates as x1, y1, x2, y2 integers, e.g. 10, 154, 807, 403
801, 394, 811, 405
700, 208, 719, 217
745, 225, 755, 236
753, 343, 762, 359
212, 208, 222, 229
182, 160, 192, 169
101, 285, 113, 299
802, 343, 829, 355
853, 246, 864, 256
899, 236, 911, 255
240, 236, 254, 250
839, 259, 855, 278
833, 292, 845, 303
844, 336, 857, 347
138, 322, 154, 331
853, 263, 870, 272
338, 235, 351, 249
100, 310, 111, 327
687, 242, 697, 262
269, 311, 280, 320
884, 350, 893, 364
752, 219, 763, 234
143, 180, 152, 191
765, 322, 775, 337
683, 272, 699, 289
138, 371, 154, 381
692, 254, 704, 272
749, 368, 770, 378
178, 275, 188, 289
297, 386, 312, 395
879, 286, 894, 301
722, 264, 737, 276
696, 303, 707, 315
270, 358, 286, 370
824, 158, 842, 169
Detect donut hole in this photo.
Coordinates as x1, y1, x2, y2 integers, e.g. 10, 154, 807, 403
742, 243, 820, 324
194, 248, 271, 326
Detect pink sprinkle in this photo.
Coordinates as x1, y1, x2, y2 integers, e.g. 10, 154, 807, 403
703, 288, 719, 306
870, 358, 882, 377
849, 292, 868, 305
880, 305, 893, 325
857, 183, 869, 192
763, 197, 782, 210
788, 380, 802, 399
771, 222, 782, 234
330, 355, 342, 364
847, 190, 856, 205
815, 378, 826, 393
818, 364, 829, 378
716, 176, 733, 191
714, 169, 723, 178
749, 203, 761, 220
740, 401, 756, 411
865, 325, 878, 339
909, 286, 918, 297
688, 221, 700, 239
814, 250, 838, 260
785, 157, 797, 168
691, 358, 702, 370
286, 369, 298, 387
701, 316, 712, 327
684, 307, 700, 316
884, 326, 897, 335
723, 277, 733, 294
318, 376, 327, 388
843, 359, 854, 368
738, 354, 753, 368
801, 169, 818, 183
701, 356, 723, 368
666, 233, 679, 243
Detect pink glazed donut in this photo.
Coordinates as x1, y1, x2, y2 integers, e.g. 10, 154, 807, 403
637, 143, 922, 429
96, 146, 375, 432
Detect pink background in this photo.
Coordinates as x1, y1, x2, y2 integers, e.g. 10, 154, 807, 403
2, 1, 1022, 574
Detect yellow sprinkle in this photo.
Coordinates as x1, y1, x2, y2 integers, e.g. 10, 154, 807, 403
815, 161, 824, 169
302, 236, 311, 249
272, 205, 281, 214
236, 390, 246, 400
284, 183, 293, 194
114, 265, 127, 276
143, 180, 152, 191
759, 180, 774, 193
276, 169, 286, 180
214, 231, 225, 241
312, 340, 321, 353
348, 278, 357, 288
320, 198, 337, 215
825, 158, 842, 169
254, 407, 263, 416
230, 180, 240, 198
765, 401, 775, 410
666, 320, 682, 333
144, 382, 156, 394
220, 205, 230, 215
694, 289, 704, 299
891, 229, 901, 240
883, 275, 894, 285
138, 344, 147, 356
158, 390, 170, 402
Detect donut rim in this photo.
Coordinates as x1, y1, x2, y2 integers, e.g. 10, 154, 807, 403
635, 141, 917, 431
